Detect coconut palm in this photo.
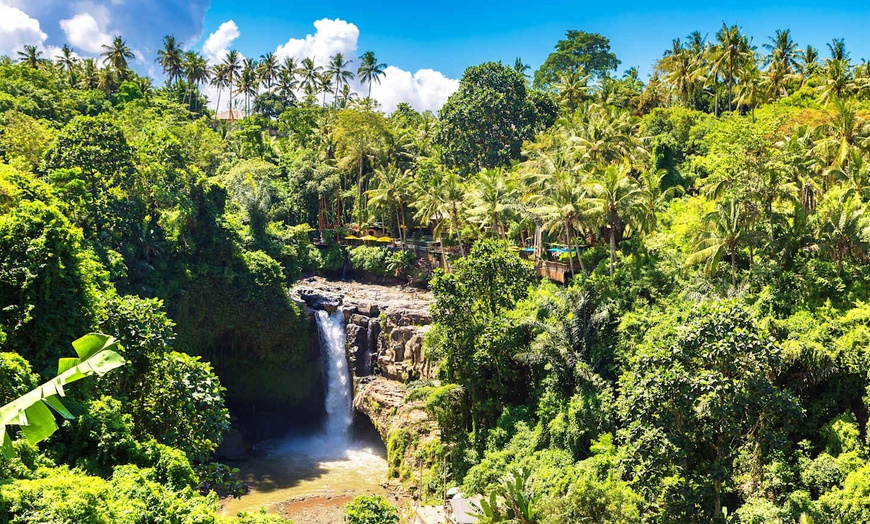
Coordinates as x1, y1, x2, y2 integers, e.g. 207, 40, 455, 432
828, 38, 849, 62
554, 69, 590, 113
813, 97, 869, 172
714, 23, 752, 111
101, 35, 135, 79
258, 52, 278, 91
210, 63, 230, 115
236, 60, 258, 115
514, 57, 531, 81
357, 51, 387, 98
659, 46, 706, 107
17, 45, 42, 68
327, 53, 354, 108
735, 61, 764, 120
275, 68, 298, 104
687, 199, 750, 286
78, 58, 99, 90
797, 45, 821, 82
367, 165, 412, 244
55, 45, 77, 85
468, 168, 518, 238
296, 57, 323, 99
528, 155, 592, 274
813, 189, 869, 275
588, 162, 642, 276
222, 50, 242, 117
156, 35, 183, 86
182, 51, 210, 110
819, 58, 855, 104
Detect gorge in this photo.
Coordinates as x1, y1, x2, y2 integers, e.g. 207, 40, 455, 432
221, 277, 436, 517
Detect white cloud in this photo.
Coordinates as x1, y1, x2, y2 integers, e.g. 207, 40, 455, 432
0, 3, 48, 57
202, 20, 239, 64
275, 18, 358, 67
59, 12, 111, 54
372, 66, 459, 113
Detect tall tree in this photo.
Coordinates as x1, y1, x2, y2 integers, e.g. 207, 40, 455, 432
327, 53, 354, 108
156, 35, 183, 86
101, 35, 135, 79
17, 45, 42, 68
534, 30, 620, 89
357, 51, 386, 98
210, 63, 230, 114
258, 52, 278, 91
182, 51, 210, 110
222, 50, 242, 116
714, 23, 752, 111
296, 57, 323, 99
588, 162, 641, 276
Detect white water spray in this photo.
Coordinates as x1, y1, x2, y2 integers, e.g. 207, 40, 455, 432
315, 309, 354, 442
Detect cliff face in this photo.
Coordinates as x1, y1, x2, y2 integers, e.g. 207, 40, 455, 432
294, 277, 434, 382
292, 277, 439, 484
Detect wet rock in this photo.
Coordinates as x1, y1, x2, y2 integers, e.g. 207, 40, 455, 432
297, 288, 342, 312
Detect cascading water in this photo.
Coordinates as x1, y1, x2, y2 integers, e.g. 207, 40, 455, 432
221, 305, 388, 517
315, 309, 354, 441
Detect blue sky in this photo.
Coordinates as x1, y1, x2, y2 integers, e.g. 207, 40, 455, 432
198, 0, 870, 78
3, 0, 870, 111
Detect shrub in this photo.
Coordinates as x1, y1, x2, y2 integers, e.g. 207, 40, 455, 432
343, 494, 399, 524
349, 246, 390, 276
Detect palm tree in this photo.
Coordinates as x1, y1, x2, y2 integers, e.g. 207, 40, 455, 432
687, 199, 749, 287
96, 67, 117, 95
222, 50, 242, 118
828, 38, 849, 61
275, 68, 298, 104
411, 168, 449, 268
715, 23, 752, 111
588, 162, 641, 276
258, 52, 278, 91
819, 58, 855, 104
528, 154, 592, 274
183, 51, 210, 110
156, 35, 183, 86
210, 63, 230, 115
78, 58, 99, 90
813, 189, 868, 275
735, 61, 764, 121
236, 60, 258, 115
56, 45, 77, 85
17, 45, 42, 68
554, 70, 589, 113
763, 29, 798, 99
337, 84, 358, 108
513, 57, 531, 81
357, 51, 387, 98
797, 45, 821, 82
659, 46, 705, 107
468, 168, 517, 238
101, 35, 135, 79
813, 98, 869, 176
327, 53, 354, 108
367, 165, 412, 244
297, 57, 323, 99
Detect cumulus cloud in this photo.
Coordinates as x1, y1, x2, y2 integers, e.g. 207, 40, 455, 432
275, 18, 359, 66
372, 66, 459, 113
59, 12, 112, 54
269, 18, 456, 113
1, 0, 208, 65
0, 3, 48, 57
202, 20, 240, 64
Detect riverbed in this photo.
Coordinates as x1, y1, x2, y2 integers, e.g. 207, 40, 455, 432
219, 433, 389, 517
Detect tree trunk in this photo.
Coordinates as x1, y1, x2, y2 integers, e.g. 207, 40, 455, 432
566, 224, 575, 276
731, 250, 737, 287
609, 209, 616, 276
357, 150, 364, 228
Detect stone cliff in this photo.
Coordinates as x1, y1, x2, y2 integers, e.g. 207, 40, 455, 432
292, 277, 439, 487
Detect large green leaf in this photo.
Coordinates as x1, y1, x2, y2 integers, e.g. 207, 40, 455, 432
0, 332, 125, 458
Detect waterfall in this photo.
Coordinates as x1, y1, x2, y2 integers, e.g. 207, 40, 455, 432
315, 309, 354, 441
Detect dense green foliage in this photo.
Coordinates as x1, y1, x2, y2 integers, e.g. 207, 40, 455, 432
342, 494, 399, 524
7, 20, 870, 523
